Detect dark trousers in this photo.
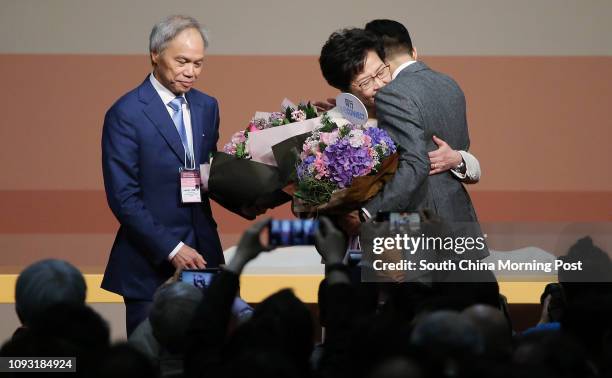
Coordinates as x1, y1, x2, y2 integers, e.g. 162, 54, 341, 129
124, 298, 153, 337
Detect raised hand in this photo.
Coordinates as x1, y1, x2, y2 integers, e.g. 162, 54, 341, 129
315, 216, 347, 265
226, 218, 272, 274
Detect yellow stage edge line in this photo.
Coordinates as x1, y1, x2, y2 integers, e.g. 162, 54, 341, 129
0, 274, 551, 304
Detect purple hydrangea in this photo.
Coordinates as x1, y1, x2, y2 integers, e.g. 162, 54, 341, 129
297, 155, 315, 180
323, 138, 373, 188
364, 127, 397, 155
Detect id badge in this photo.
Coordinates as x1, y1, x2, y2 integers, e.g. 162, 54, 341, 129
179, 168, 202, 203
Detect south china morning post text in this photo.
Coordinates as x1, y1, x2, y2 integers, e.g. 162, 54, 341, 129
369, 234, 583, 274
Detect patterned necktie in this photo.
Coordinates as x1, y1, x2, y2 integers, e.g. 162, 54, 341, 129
168, 96, 193, 166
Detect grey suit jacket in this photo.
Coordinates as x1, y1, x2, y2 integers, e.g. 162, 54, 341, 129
366, 61, 488, 259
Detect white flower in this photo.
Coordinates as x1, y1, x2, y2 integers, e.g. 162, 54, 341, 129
320, 132, 338, 146
364, 119, 378, 128
370, 148, 379, 160
348, 129, 365, 148
308, 139, 320, 152
291, 110, 307, 122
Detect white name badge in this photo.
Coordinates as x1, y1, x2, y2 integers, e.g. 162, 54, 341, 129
336, 93, 368, 125
180, 168, 202, 203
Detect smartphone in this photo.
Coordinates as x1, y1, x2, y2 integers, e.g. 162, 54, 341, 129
268, 219, 319, 247
179, 269, 219, 290
376, 211, 421, 232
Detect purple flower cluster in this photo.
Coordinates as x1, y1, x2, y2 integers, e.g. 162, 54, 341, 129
296, 121, 397, 204
324, 138, 373, 188
297, 155, 315, 180
364, 127, 396, 153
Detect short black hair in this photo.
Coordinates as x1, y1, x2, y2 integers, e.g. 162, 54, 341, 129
15, 259, 87, 325
319, 28, 385, 91
365, 19, 414, 56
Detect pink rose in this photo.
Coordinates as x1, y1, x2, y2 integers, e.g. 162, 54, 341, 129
247, 123, 259, 132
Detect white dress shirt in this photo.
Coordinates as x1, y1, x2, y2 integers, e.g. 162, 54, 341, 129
149, 73, 194, 261
392, 60, 417, 80
149, 73, 194, 159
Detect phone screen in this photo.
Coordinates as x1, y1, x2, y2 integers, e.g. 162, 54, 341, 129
376, 212, 421, 232
179, 269, 219, 290
268, 219, 318, 247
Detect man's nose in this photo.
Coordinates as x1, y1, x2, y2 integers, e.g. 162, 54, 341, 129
184, 64, 195, 77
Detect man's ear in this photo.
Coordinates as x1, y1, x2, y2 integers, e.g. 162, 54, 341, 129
151, 52, 159, 66
411, 47, 418, 60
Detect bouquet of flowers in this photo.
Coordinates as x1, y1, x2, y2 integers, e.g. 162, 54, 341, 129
222, 102, 318, 160
292, 114, 399, 214
207, 101, 319, 217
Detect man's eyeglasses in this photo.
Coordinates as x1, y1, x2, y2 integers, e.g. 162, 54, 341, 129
354, 64, 391, 90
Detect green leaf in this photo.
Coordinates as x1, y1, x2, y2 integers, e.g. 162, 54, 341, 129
235, 142, 246, 159
303, 102, 318, 119
339, 125, 350, 138
284, 106, 293, 121
319, 113, 338, 132
295, 174, 337, 205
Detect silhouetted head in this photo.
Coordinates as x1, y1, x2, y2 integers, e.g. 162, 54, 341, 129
149, 282, 203, 353
411, 310, 483, 377
235, 289, 313, 371
15, 259, 86, 326
463, 304, 512, 361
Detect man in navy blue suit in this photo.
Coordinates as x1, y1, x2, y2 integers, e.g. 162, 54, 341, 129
101, 15, 223, 336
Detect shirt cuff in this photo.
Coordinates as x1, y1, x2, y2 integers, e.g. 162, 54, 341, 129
457, 150, 481, 183
360, 207, 372, 221
168, 241, 184, 261
450, 153, 468, 180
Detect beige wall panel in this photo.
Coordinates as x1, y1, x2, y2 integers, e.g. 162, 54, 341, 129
1, 0, 611, 55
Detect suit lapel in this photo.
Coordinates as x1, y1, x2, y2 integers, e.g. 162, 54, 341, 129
139, 79, 186, 165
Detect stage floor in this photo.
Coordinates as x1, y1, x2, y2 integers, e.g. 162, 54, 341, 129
0, 246, 552, 305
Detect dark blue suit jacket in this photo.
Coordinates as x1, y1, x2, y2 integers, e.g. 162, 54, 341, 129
101, 77, 223, 300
